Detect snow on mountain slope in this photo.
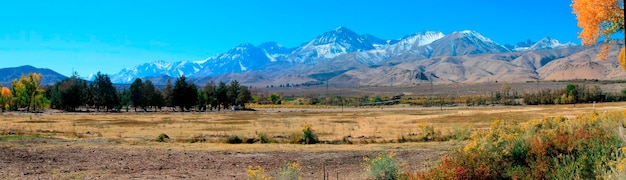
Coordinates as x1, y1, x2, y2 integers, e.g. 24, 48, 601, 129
343, 31, 445, 65
413, 30, 511, 57
192, 43, 272, 77
110, 42, 288, 83
362, 34, 397, 49
389, 31, 445, 53
507, 37, 577, 52
110, 60, 202, 84
528, 37, 577, 51
258, 41, 294, 62
287, 27, 379, 63
506, 39, 534, 51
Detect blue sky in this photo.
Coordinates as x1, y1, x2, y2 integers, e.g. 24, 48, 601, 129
0, 0, 585, 77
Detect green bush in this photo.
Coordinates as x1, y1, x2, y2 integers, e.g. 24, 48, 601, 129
289, 124, 319, 144
364, 152, 404, 180
226, 135, 243, 144
155, 133, 169, 142
302, 124, 319, 144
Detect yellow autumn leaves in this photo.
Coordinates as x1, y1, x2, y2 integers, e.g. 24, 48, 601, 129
246, 162, 302, 180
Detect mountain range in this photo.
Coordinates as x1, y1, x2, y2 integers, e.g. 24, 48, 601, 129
105, 26, 624, 87
2, 27, 624, 87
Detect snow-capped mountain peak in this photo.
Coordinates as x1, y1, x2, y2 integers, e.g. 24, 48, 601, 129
507, 37, 577, 52
335, 26, 350, 32
528, 37, 577, 51
454, 30, 496, 44
234, 43, 255, 51
288, 26, 379, 62
311, 26, 364, 46
412, 30, 511, 57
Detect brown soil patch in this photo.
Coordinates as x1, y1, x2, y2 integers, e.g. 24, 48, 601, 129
0, 138, 452, 179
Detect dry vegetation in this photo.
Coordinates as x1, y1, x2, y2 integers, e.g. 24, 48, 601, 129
1, 102, 625, 179
2, 102, 625, 146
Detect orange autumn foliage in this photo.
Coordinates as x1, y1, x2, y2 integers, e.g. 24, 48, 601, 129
1, 87, 10, 98
0, 87, 11, 110
572, 0, 625, 65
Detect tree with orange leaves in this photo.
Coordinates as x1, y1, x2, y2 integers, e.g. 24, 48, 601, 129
0, 85, 12, 112
572, 0, 625, 68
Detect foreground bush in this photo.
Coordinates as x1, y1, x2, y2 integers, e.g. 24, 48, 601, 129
247, 165, 270, 180
246, 162, 302, 180
275, 162, 302, 180
412, 111, 626, 179
364, 152, 405, 180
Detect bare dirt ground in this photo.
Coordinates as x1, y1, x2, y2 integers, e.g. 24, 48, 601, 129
0, 138, 452, 179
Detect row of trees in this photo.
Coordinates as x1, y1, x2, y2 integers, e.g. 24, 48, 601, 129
46, 73, 252, 112
0, 72, 254, 113
199, 80, 252, 111
521, 84, 620, 105
4, 74, 626, 112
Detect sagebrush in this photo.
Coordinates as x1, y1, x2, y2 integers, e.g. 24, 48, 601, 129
412, 111, 626, 179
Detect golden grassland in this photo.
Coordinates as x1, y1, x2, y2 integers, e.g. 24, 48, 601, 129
1, 102, 625, 151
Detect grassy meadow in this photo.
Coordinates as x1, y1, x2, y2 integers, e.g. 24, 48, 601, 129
1, 102, 625, 151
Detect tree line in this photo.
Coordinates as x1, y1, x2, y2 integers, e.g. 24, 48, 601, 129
521, 83, 625, 105
3, 73, 626, 112
0, 72, 252, 112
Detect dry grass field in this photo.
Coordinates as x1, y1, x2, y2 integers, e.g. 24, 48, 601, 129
1, 102, 625, 179
3, 102, 625, 145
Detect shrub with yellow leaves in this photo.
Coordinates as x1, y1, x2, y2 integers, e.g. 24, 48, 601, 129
246, 162, 302, 180
413, 110, 626, 179
247, 165, 270, 180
